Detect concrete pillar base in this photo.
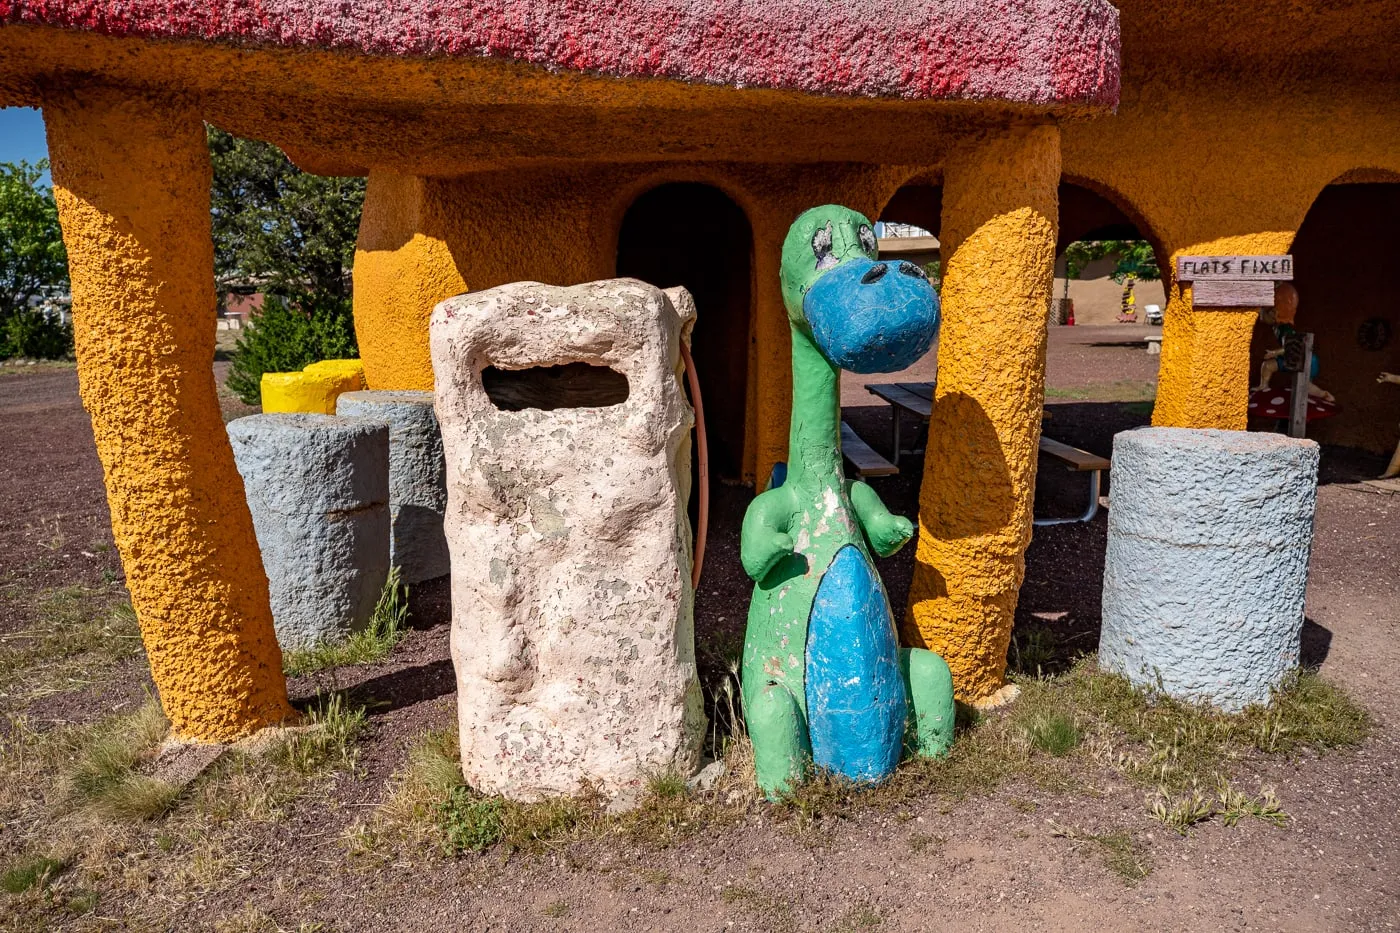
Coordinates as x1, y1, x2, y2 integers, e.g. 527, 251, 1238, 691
229, 414, 391, 650
337, 390, 449, 584
1099, 428, 1318, 712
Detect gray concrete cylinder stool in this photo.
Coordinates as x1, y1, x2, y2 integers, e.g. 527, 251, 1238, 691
228, 414, 391, 650
336, 390, 449, 583
1099, 428, 1319, 712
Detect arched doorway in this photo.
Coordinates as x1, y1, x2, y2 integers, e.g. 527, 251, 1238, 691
616, 183, 753, 481
1055, 182, 1165, 326
1258, 181, 1400, 461
880, 183, 942, 237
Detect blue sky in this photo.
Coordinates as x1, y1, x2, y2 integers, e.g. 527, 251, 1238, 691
1, 107, 49, 166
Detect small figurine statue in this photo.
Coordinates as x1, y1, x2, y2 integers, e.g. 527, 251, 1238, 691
1378, 371, 1400, 479
1255, 283, 1335, 403
740, 205, 954, 800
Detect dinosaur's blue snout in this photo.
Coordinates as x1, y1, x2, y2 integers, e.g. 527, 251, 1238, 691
804, 257, 939, 374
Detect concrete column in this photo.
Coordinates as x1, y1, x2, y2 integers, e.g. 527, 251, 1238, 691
229, 415, 392, 649
336, 391, 449, 583
1099, 428, 1317, 711
902, 124, 1060, 705
45, 88, 292, 740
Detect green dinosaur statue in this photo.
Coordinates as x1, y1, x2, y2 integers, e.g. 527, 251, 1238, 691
740, 204, 955, 800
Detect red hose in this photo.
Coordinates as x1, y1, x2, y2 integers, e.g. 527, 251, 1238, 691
679, 340, 708, 591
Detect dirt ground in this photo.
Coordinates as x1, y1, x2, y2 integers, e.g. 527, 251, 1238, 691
1, 327, 1397, 931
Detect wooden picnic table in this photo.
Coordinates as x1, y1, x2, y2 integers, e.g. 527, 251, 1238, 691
862, 381, 1110, 525
864, 381, 935, 466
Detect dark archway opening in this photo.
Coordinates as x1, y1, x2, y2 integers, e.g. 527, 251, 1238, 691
1257, 182, 1400, 467
1058, 182, 1143, 250
877, 183, 942, 287
617, 183, 753, 481
880, 184, 942, 238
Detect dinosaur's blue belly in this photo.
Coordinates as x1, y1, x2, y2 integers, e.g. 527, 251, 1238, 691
805, 544, 907, 782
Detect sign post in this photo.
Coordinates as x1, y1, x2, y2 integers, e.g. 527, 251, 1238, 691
1288, 333, 1313, 439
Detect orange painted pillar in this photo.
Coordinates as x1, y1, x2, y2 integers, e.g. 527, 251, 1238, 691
748, 207, 795, 487
352, 173, 466, 391
903, 125, 1060, 705
45, 89, 293, 741
1152, 235, 1293, 430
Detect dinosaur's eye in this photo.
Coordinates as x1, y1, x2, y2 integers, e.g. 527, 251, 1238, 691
858, 224, 877, 256
812, 222, 838, 271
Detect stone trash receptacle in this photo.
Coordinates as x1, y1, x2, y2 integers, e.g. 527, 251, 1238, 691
336, 390, 449, 584
430, 279, 706, 809
1099, 427, 1319, 712
228, 414, 391, 650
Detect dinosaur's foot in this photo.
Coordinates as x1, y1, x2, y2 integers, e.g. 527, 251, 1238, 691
900, 647, 954, 760
745, 679, 809, 801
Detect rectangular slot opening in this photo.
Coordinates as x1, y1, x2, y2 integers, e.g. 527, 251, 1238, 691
482, 363, 630, 412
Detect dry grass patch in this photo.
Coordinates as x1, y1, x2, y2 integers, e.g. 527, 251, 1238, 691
0, 690, 370, 928
0, 583, 141, 701
365, 656, 1369, 858
1050, 823, 1153, 885
1044, 380, 1157, 402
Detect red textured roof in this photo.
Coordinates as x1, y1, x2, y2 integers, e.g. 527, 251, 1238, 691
0, 0, 1119, 107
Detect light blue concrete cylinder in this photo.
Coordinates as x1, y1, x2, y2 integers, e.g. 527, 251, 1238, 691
337, 390, 449, 584
1098, 428, 1319, 712
228, 414, 391, 651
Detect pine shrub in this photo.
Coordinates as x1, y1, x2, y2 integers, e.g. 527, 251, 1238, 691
225, 295, 357, 404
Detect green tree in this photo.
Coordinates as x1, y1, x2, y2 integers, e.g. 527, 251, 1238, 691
0, 160, 72, 359
208, 127, 366, 402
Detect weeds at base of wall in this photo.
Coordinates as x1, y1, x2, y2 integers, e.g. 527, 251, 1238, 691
282, 568, 409, 677
355, 656, 1369, 867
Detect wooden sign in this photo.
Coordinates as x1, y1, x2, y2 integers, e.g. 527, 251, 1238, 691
1176, 255, 1293, 308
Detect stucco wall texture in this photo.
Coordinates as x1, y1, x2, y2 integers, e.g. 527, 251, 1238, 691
45, 89, 292, 741
1099, 429, 1318, 712
1061, 4, 1400, 434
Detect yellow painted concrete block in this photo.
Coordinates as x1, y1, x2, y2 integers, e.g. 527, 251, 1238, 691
302, 359, 367, 390
260, 370, 362, 415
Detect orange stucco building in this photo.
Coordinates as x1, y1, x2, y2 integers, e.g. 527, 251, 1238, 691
2, 1, 1396, 730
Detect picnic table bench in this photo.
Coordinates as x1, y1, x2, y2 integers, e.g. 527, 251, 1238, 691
840, 422, 899, 478
863, 381, 1109, 525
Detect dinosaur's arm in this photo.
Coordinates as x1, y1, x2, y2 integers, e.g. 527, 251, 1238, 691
740, 486, 797, 581
847, 480, 915, 558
